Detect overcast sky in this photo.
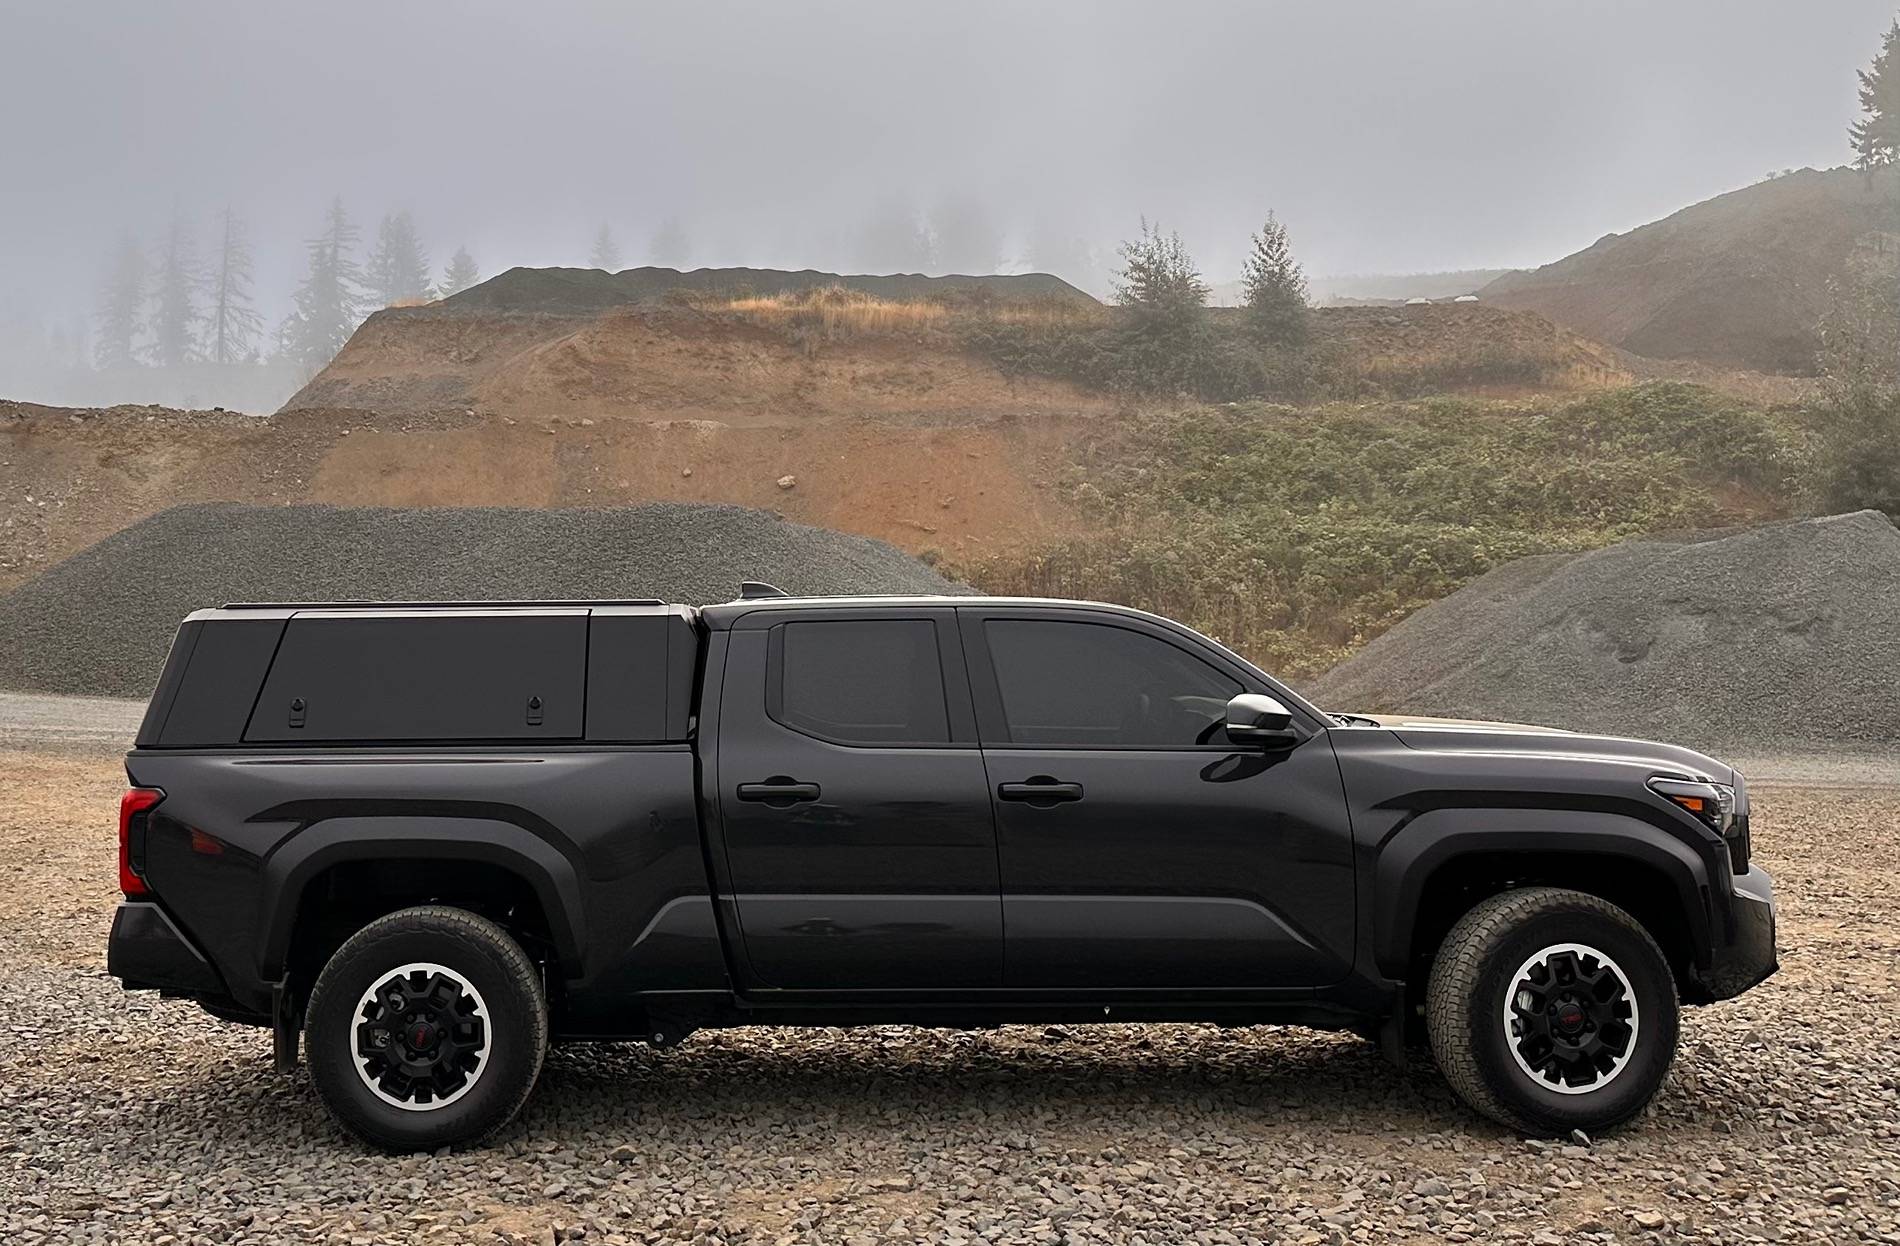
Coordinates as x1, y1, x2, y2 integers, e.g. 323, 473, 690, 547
2, 0, 1893, 329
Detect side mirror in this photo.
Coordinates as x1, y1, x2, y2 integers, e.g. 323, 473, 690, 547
1224, 693, 1299, 747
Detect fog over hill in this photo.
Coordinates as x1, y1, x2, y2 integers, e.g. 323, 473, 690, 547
1, 0, 1890, 408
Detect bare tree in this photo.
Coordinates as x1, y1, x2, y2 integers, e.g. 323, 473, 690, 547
206, 207, 263, 364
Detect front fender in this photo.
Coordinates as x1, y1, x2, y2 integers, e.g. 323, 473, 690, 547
257, 815, 587, 981
1371, 806, 1715, 979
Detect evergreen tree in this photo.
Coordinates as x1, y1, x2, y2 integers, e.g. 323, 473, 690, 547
649, 217, 691, 268
94, 232, 146, 369
364, 210, 432, 305
440, 246, 480, 297
855, 198, 932, 273
205, 207, 262, 365
1240, 212, 1310, 344
590, 224, 621, 271
149, 213, 202, 367
1851, 19, 1900, 169
930, 194, 1004, 274
1112, 218, 1207, 337
277, 197, 364, 378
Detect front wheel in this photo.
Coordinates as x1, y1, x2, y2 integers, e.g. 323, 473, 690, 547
1427, 887, 1678, 1135
305, 906, 548, 1151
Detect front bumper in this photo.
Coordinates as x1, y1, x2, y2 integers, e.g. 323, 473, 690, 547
1692, 866, 1778, 1001
107, 901, 227, 996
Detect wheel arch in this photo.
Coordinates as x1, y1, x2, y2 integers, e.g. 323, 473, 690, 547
1374, 807, 1714, 989
260, 816, 587, 989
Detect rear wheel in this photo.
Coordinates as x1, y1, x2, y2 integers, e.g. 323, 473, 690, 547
1427, 887, 1678, 1135
305, 906, 547, 1151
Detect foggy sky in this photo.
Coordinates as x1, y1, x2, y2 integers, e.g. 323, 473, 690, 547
2, 0, 1893, 332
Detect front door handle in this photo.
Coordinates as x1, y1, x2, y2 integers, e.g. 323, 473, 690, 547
737, 778, 821, 806
998, 778, 1084, 805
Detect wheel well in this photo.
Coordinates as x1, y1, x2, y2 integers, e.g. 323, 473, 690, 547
283, 858, 555, 995
1404, 851, 1695, 1029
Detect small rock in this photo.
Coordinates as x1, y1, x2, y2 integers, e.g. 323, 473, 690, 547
776, 474, 797, 490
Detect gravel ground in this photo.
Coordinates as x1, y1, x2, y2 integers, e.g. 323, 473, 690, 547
0, 503, 967, 698
2, 749, 1896, 1246
1312, 511, 1900, 756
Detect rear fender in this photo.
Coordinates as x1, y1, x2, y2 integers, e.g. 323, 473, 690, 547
258, 815, 586, 981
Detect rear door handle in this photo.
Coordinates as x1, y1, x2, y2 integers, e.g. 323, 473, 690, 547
737, 779, 821, 805
998, 779, 1084, 804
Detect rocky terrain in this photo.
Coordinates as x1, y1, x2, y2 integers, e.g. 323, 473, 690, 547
1311, 511, 1900, 755
1, 748, 1894, 1246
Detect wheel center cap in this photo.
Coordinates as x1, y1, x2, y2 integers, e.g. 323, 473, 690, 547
409, 1022, 437, 1050
1556, 1004, 1586, 1034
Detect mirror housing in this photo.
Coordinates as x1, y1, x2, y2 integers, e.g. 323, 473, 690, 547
1224, 693, 1299, 747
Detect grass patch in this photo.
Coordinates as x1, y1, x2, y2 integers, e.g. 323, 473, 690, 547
954, 383, 1811, 683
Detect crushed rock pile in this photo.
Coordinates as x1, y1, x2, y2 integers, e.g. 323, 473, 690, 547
1308, 510, 1900, 753
0, 502, 966, 698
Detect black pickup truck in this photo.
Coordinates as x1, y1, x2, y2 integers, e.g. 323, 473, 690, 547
109, 588, 1776, 1150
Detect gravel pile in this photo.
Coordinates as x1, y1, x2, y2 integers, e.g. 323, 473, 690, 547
0, 502, 965, 698
3, 753, 1897, 1245
1310, 510, 1900, 754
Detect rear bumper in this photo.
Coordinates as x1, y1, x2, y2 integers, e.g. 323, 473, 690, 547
1692, 866, 1778, 1001
107, 901, 227, 997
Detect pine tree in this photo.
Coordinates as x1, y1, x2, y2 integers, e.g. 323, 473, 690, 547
1240, 212, 1310, 344
930, 194, 1004, 275
149, 213, 202, 367
205, 207, 262, 365
277, 197, 364, 378
855, 198, 932, 273
440, 246, 480, 297
94, 232, 146, 369
1851, 19, 1900, 170
364, 210, 432, 305
590, 224, 621, 271
650, 218, 691, 268
1113, 218, 1207, 337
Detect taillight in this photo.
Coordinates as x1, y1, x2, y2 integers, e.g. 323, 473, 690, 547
118, 787, 164, 897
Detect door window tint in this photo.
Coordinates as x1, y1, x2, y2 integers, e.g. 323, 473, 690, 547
984, 619, 1242, 747
773, 620, 950, 745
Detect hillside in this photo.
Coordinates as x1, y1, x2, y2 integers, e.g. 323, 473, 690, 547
442, 266, 1097, 313
1483, 166, 1900, 374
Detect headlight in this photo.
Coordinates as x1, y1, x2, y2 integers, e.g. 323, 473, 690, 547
1648, 776, 1736, 834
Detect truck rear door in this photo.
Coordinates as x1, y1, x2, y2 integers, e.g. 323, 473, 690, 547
711, 606, 1001, 990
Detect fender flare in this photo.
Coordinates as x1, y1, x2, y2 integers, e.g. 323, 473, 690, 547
1371, 806, 1715, 979
257, 815, 587, 982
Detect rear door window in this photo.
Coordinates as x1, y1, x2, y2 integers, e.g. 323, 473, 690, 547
769, 619, 951, 745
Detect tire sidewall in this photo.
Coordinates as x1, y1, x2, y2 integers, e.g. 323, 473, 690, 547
307, 920, 542, 1151
1466, 904, 1678, 1133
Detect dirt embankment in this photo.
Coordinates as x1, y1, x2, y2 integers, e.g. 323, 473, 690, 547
1483, 167, 1900, 375
0, 399, 1086, 593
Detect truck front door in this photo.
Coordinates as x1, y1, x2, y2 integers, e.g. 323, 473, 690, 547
960, 607, 1356, 990
713, 607, 1001, 990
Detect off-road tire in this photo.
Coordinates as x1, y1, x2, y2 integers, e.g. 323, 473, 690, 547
1427, 887, 1678, 1135
305, 906, 547, 1151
